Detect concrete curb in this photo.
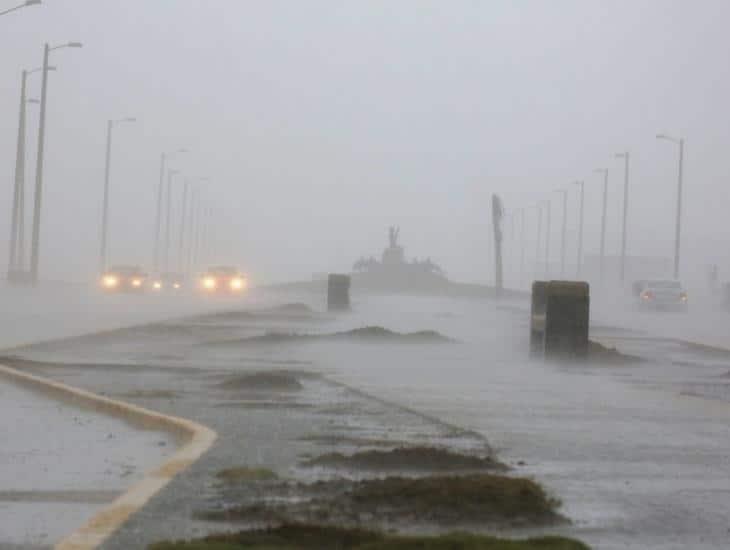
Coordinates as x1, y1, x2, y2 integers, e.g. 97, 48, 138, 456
0, 364, 218, 550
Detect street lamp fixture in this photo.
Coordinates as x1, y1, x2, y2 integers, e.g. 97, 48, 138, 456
0, 0, 41, 17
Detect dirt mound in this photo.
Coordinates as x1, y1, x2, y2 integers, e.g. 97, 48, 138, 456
216, 372, 303, 392
150, 524, 588, 549
303, 447, 506, 473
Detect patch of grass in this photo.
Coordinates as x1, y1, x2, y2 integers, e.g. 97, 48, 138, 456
215, 467, 278, 483
347, 474, 562, 524
200, 474, 564, 527
588, 340, 643, 365
216, 372, 303, 392
148, 524, 589, 550
302, 446, 507, 473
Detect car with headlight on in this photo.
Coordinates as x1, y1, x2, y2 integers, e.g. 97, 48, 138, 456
635, 279, 688, 311
199, 266, 247, 294
149, 272, 185, 292
100, 265, 148, 293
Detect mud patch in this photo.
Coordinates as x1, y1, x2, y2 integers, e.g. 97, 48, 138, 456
297, 434, 409, 448
150, 524, 589, 549
216, 372, 303, 392
214, 400, 314, 410
302, 447, 507, 473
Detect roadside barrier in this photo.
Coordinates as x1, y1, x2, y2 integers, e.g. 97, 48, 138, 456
327, 273, 351, 311
530, 280, 590, 359
0, 363, 217, 550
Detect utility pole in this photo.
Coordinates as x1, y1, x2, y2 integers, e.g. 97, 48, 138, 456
491, 195, 504, 296
99, 121, 113, 273
657, 134, 685, 279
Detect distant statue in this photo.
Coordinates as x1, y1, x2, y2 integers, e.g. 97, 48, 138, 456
388, 226, 400, 248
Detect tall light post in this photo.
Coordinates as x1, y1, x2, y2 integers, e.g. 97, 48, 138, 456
544, 199, 552, 278
185, 177, 208, 275
615, 152, 630, 283
154, 148, 187, 273
177, 180, 191, 273
163, 169, 180, 272
556, 189, 568, 277
0, 0, 41, 17
519, 208, 526, 288
573, 180, 585, 277
7, 66, 51, 280
535, 203, 542, 278
99, 117, 136, 273
29, 41, 83, 285
657, 134, 684, 279
594, 168, 609, 283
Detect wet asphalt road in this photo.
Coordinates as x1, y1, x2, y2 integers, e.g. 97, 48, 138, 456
4, 287, 730, 549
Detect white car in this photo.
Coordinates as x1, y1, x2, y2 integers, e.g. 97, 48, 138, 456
634, 279, 688, 311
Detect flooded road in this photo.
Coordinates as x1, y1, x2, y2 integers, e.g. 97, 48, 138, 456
3, 287, 730, 548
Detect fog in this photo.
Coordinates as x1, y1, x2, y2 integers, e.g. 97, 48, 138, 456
2, 1, 730, 287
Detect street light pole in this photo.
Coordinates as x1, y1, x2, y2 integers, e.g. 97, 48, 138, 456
177, 179, 190, 274
535, 204, 542, 278
615, 152, 630, 283
164, 169, 180, 273
594, 168, 609, 283
99, 117, 135, 273
154, 148, 187, 273
657, 134, 684, 279
544, 199, 551, 278
556, 189, 568, 277
8, 70, 28, 277
573, 181, 585, 278
29, 41, 82, 285
520, 208, 526, 288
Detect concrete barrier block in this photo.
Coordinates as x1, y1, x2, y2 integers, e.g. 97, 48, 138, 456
544, 280, 590, 359
327, 274, 351, 311
530, 281, 548, 356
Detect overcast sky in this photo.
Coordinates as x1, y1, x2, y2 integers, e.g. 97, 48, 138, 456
2, 1, 729, 286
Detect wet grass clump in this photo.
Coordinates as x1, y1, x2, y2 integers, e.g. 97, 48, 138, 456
115, 389, 179, 400
222, 327, 453, 346
149, 524, 588, 550
215, 467, 278, 483
216, 372, 303, 392
588, 340, 642, 365
346, 474, 562, 525
303, 446, 507, 473
201, 474, 563, 527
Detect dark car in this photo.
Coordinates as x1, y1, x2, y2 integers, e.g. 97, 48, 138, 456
100, 265, 148, 293
199, 266, 247, 294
